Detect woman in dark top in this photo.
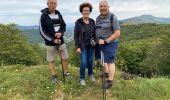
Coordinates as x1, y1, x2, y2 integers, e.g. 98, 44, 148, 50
74, 2, 96, 86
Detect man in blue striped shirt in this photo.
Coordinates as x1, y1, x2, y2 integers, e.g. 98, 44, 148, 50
95, 0, 120, 89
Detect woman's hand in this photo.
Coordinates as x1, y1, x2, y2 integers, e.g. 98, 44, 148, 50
76, 48, 81, 54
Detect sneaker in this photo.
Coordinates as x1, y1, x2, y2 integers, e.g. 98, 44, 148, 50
80, 79, 86, 86
51, 75, 57, 84
89, 75, 96, 82
103, 80, 113, 89
64, 72, 70, 76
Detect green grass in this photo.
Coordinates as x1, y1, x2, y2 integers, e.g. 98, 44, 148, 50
0, 65, 170, 100
0, 65, 56, 99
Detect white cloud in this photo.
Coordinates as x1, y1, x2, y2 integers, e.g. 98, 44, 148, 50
0, 0, 169, 25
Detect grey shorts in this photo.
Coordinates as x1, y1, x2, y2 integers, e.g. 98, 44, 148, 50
47, 43, 69, 61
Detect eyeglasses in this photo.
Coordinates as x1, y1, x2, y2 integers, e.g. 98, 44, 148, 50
48, 2, 56, 5
82, 10, 90, 12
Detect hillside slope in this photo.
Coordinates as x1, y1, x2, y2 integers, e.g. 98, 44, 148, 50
0, 65, 170, 100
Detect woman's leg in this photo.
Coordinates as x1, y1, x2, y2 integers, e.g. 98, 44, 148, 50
87, 46, 94, 76
80, 48, 87, 80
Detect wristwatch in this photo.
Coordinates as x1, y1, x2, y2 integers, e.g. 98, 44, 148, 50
105, 39, 110, 44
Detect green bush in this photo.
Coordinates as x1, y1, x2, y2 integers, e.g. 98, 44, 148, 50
0, 24, 46, 65
66, 40, 80, 67
116, 24, 170, 77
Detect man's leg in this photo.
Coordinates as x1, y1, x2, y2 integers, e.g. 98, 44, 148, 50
108, 63, 116, 81
47, 46, 57, 75
107, 42, 118, 80
49, 61, 57, 84
104, 63, 109, 77
102, 63, 115, 89
103, 42, 118, 89
47, 46, 57, 83
102, 62, 115, 89
49, 61, 57, 75
59, 44, 69, 75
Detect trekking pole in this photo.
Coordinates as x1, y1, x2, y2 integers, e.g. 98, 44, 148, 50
100, 45, 106, 100
57, 41, 65, 84
93, 52, 97, 73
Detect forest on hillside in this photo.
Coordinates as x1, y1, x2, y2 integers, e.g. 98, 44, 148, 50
68, 24, 170, 77
0, 23, 170, 77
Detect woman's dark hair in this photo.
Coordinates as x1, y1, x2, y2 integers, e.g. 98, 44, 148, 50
79, 2, 92, 13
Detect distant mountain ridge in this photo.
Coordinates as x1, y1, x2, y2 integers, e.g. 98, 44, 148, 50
121, 15, 170, 25
16, 15, 170, 30
16, 25, 38, 30
16, 24, 74, 31
15, 15, 170, 43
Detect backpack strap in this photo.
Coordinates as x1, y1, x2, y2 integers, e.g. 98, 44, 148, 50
97, 14, 114, 31
110, 13, 114, 31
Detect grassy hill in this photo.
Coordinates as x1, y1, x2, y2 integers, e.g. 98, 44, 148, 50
0, 65, 170, 100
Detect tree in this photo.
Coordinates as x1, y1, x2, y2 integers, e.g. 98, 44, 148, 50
0, 24, 45, 65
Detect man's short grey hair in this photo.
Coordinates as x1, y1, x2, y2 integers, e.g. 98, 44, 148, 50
99, 0, 110, 7
47, 0, 57, 3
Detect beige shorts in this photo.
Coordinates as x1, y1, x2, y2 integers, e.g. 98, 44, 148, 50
47, 43, 69, 61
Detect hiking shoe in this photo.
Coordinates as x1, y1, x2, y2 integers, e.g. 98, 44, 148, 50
64, 72, 70, 76
51, 75, 57, 84
103, 80, 113, 89
80, 79, 86, 86
89, 75, 96, 82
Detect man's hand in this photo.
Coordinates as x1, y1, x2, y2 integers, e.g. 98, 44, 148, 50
53, 39, 61, 44
76, 48, 81, 54
55, 32, 62, 38
99, 39, 105, 45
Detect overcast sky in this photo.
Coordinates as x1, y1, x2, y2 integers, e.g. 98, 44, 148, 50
0, 0, 170, 25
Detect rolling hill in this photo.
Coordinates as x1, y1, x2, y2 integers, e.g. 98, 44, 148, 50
16, 15, 170, 43
121, 15, 170, 25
